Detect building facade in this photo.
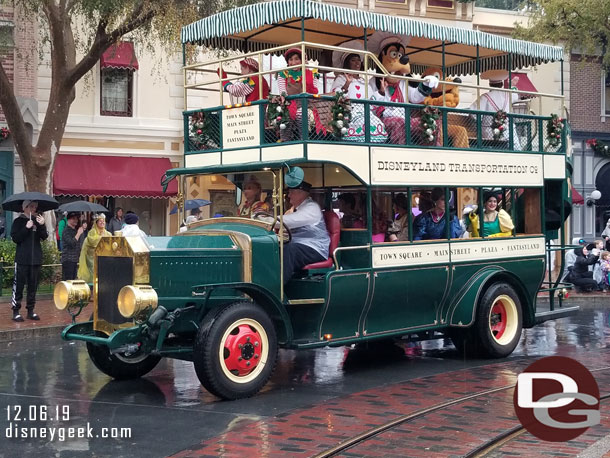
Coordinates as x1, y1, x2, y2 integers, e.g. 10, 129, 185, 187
569, 56, 610, 241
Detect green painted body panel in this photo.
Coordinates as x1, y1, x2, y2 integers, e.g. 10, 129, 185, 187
364, 265, 448, 336
447, 258, 544, 328
320, 271, 371, 340
338, 230, 370, 269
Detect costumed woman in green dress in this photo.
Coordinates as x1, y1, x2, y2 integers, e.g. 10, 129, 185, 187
467, 190, 514, 238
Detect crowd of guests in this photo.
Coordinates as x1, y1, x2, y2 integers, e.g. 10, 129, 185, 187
58, 208, 148, 283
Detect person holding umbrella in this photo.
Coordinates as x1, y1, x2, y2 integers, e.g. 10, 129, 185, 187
61, 212, 86, 280
10, 200, 48, 321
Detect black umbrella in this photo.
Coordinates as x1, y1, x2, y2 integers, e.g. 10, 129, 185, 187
2, 191, 59, 213
58, 201, 108, 213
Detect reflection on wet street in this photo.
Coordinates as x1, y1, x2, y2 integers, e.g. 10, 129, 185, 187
0, 306, 609, 457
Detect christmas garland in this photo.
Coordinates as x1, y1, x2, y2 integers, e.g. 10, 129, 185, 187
190, 112, 212, 150
586, 138, 610, 157
546, 114, 564, 147
330, 91, 351, 138
491, 110, 507, 140
421, 106, 440, 144
0, 127, 9, 140
266, 92, 291, 138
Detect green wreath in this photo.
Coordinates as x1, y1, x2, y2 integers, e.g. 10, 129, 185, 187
266, 92, 291, 137
421, 106, 440, 144
0, 127, 9, 141
330, 91, 351, 138
586, 138, 610, 157
491, 110, 507, 141
547, 114, 564, 148
190, 112, 212, 150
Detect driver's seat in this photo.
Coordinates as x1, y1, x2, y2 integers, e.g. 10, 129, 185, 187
303, 210, 340, 271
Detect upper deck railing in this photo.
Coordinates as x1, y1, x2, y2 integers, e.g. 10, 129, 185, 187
183, 42, 567, 158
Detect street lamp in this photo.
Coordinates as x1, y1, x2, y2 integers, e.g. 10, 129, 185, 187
586, 189, 602, 207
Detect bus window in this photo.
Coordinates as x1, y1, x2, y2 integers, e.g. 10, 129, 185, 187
413, 187, 463, 240
335, 192, 366, 229
372, 189, 407, 243
514, 188, 542, 235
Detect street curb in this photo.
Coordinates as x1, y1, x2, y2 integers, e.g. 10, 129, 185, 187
0, 324, 64, 342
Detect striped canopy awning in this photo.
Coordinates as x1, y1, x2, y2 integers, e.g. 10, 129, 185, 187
182, 0, 563, 76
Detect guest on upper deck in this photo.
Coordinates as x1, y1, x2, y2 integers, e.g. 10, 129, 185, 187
331, 41, 388, 143
469, 70, 522, 150
218, 57, 270, 103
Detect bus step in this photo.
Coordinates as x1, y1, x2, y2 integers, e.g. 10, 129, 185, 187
535, 306, 580, 324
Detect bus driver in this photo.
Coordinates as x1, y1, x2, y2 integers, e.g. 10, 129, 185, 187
279, 181, 330, 283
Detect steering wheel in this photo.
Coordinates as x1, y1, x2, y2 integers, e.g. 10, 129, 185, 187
252, 211, 292, 243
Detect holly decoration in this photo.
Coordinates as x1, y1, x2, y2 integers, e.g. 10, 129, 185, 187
491, 110, 507, 140
266, 92, 291, 138
190, 112, 213, 150
330, 91, 351, 138
546, 113, 564, 148
586, 138, 610, 157
421, 106, 440, 144
0, 127, 9, 140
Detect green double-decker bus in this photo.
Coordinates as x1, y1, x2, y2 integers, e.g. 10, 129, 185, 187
54, 1, 575, 400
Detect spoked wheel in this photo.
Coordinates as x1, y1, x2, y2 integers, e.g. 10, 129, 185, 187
472, 282, 523, 358
194, 301, 278, 400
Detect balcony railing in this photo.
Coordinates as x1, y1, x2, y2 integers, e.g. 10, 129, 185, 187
184, 94, 566, 156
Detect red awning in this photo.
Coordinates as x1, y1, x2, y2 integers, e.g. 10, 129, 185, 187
100, 42, 139, 70
53, 155, 177, 198
572, 187, 585, 205
503, 72, 538, 99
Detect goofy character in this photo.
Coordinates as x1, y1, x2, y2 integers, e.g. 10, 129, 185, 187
368, 33, 439, 145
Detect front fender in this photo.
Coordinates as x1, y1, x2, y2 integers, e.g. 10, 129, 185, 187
446, 266, 533, 327
192, 282, 293, 344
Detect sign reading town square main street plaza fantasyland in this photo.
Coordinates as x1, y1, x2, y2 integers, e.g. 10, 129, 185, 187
371, 147, 544, 187
222, 105, 260, 149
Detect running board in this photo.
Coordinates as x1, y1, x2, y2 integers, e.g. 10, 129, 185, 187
535, 306, 580, 324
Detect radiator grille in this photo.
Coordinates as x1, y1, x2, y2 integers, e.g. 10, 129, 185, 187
97, 256, 133, 324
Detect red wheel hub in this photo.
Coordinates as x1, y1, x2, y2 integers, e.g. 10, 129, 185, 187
490, 301, 507, 339
223, 324, 263, 376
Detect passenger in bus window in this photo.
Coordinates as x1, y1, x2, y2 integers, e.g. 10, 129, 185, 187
372, 211, 388, 243
337, 193, 364, 228
466, 191, 514, 238
238, 177, 269, 218
387, 193, 409, 242
414, 188, 463, 240
412, 191, 433, 228
331, 43, 388, 143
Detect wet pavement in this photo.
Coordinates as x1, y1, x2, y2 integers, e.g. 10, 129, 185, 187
0, 304, 609, 457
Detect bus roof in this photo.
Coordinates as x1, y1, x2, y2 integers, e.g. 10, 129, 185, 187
181, 0, 563, 76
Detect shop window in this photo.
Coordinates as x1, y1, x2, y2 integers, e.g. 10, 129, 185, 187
101, 68, 133, 117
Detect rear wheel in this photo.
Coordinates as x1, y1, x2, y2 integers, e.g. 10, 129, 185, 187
451, 283, 522, 358
193, 301, 278, 400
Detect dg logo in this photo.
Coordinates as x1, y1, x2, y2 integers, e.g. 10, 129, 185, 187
513, 356, 600, 442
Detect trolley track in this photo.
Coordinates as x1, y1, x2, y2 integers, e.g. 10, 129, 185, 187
315, 366, 610, 458
464, 393, 610, 458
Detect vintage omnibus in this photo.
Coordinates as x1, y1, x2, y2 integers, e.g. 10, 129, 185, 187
54, 0, 576, 400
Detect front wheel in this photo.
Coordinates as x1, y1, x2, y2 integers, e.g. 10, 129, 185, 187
193, 301, 278, 400
86, 338, 161, 380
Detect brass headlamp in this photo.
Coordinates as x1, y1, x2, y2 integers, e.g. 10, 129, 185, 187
117, 285, 158, 318
54, 280, 91, 310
